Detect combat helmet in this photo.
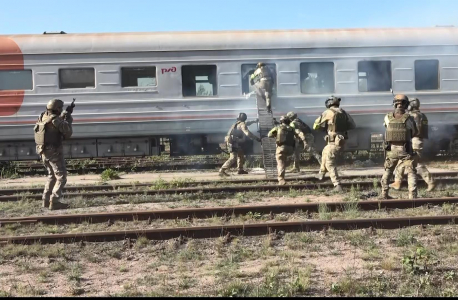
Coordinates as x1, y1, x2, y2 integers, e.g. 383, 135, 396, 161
286, 111, 297, 121
325, 96, 341, 108
256, 62, 266, 68
408, 98, 420, 111
393, 94, 409, 109
46, 99, 64, 112
237, 112, 247, 122
279, 115, 291, 125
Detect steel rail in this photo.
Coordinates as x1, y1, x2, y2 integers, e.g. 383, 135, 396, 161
1, 172, 457, 197
1, 215, 457, 245
1, 178, 458, 203
1, 197, 458, 226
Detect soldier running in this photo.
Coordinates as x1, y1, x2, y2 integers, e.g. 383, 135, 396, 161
286, 111, 321, 173
381, 94, 419, 199
250, 62, 274, 113
268, 116, 307, 185
390, 97, 435, 192
34, 99, 73, 210
313, 96, 356, 192
219, 113, 261, 176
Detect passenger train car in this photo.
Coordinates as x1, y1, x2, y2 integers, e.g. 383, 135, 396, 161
1, 27, 458, 161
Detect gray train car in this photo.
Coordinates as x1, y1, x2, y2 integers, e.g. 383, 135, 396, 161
1, 27, 458, 161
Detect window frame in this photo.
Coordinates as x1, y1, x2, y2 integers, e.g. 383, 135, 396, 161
58, 68, 96, 90
121, 66, 158, 88
0, 69, 34, 91
357, 60, 392, 92
414, 59, 440, 91
181, 64, 218, 97
299, 62, 335, 95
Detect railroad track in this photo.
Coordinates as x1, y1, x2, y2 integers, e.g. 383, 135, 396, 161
1, 173, 457, 202
2, 171, 457, 197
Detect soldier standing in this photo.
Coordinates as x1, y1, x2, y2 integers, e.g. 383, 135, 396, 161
250, 62, 274, 113
268, 116, 307, 185
390, 97, 435, 192
313, 96, 356, 192
34, 99, 73, 210
286, 111, 322, 173
381, 94, 419, 199
219, 113, 261, 176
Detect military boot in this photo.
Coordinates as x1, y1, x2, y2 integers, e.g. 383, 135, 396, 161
379, 190, 394, 200
278, 179, 287, 186
333, 185, 343, 193
42, 199, 50, 209
427, 182, 436, 192
49, 201, 69, 210
290, 168, 300, 173
316, 172, 325, 181
219, 169, 230, 177
237, 170, 248, 175
408, 193, 417, 200
389, 181, 402, 190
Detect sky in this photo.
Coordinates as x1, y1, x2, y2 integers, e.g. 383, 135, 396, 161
0, 0, 457, 34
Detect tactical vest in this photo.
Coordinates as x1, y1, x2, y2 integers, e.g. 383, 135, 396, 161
411, 111, 429, 139
327, 109, 351, 133
226, 121, 244, 144
276, 124, 295, 147
34, 113, 62, 147
292, 119, 312, 134
252, 66, 272, 84
385, 113, 411, 142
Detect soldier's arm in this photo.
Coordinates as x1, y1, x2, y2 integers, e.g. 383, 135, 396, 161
240, 123, 261, 141
267, 127, 277, 138
313, 111, 329, 130
53, 117, 73, 140
412, 114, 422, 135
409, 117, 419, 138
294, 128, 307, 144
245, 119, 258, 126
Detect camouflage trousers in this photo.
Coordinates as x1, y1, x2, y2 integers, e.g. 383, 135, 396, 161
293, 134, 322, 170
255, 80, 273, 110
393, 148, 433, 186
319, 142, 342, 187
39, 146, 67, 203
276, 145, 294, 183
381, 148, 417, 199
220, 148, 245, 171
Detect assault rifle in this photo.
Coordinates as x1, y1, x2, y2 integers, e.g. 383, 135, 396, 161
63, 98, 76, 120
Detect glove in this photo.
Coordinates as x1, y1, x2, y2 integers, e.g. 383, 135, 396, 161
256, 137, 262, 143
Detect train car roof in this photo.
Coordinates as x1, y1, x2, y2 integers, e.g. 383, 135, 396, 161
2, 27, 458, 54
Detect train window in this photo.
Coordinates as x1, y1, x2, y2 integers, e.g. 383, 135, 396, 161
415, 60, 439, 90
59, 68, 95, 89
241, 64, 276, 94
182, 65, 217, 96
121, 67, 157, 87
358, 61, 392, 92
300, 62, 334, 94
0, 70, 33, 90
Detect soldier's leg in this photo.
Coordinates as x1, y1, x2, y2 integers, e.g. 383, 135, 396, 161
47, 151, 68, 208
263, 81, 272, 112
404, 159, 418, 199
390, 160, 405, 190
304, 134, 321, 164
41, 153, 56, 208
220, 152, 237, 175
292, 139, 301, 172
237, 149, 247, 174
415, 150, 434, 191
381, 156, 398, 199
317, 145, 329, 180
325, 145, 342, 189
276, 147, 287, 185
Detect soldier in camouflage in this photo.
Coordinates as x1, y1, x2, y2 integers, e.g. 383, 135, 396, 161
268, 116, 307, 185
34, 99, 73, 210
381, 94, 419, 200
286, 111, 321, 173
313, 96, 356, 192
250, 62, 274, 113
390, 97, 435, 192
219, 113, 261, 176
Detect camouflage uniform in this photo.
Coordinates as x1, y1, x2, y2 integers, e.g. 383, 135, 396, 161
313, 102, 356, 191
268, 118, 306, 185
392, 107, 434, 191
220, 118, 260, 175
289, 117, 321, 172
381, 107, 418, 199
34, 101, 73, 210
250, 63, 274, 112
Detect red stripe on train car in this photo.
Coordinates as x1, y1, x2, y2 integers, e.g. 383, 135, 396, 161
0, 37, 25, 116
